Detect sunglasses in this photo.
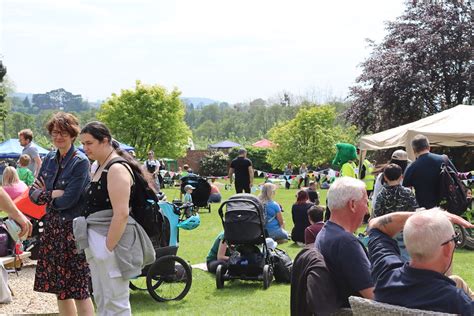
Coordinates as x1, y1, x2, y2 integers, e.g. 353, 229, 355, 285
441, 233, 461, 246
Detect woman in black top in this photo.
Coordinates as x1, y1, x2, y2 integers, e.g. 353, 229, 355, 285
291, 190, 314, 244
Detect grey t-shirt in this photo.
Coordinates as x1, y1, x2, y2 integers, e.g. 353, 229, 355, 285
22, 142, 39, 173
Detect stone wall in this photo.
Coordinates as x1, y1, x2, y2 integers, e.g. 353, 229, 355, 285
177, 149, 209, 174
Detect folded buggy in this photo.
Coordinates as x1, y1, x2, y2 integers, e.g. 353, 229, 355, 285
180, 174, 211, 213
216, 193, 273, 289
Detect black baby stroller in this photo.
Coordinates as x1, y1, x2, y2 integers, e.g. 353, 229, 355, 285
180, 174, 212, 213
216, 193, 273, 289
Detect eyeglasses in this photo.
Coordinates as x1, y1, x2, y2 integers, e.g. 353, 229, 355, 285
51, 130, 70, 137
441, 233, 461, 246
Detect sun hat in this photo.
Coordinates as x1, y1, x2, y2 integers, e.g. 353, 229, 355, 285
184, 184, 195, 191
391, 149, 408, 161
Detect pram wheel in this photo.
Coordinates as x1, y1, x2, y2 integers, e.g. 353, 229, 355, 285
146, 255, 192, 302
453, 224, 467, 248
262, 264, 273, 290
216, 264, 224, 289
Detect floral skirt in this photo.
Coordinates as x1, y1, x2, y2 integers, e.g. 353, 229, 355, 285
34, 212, 91, 300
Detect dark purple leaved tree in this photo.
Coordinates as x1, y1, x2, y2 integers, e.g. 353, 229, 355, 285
345, 1, 472, 134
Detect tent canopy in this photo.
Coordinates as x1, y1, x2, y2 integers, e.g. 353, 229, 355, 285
0, 139, 50, 159
209, 140, 241, 149
252, 139, 275, 148
358, 105, 474, 160
77, 141, 135, 152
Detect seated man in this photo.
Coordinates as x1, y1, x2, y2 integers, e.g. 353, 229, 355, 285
315, 177, 374, 307
368, 208, 474, 315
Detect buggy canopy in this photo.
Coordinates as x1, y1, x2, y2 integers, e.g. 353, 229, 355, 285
358, 105, 474, 160
0, 139, 50, 159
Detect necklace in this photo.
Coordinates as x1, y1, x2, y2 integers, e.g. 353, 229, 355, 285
93, 149, 115, 178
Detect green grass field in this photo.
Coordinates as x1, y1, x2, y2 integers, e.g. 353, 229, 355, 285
129, 182, 474, 315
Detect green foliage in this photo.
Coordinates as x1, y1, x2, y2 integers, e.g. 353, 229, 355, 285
98, 81, 191, 159
268, 105, 358, 169
228, 147, 275, 172
199, 151, 229, 176
186, 102, 300, 148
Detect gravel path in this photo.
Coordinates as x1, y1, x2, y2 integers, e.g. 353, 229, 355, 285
0, 259, 58, 315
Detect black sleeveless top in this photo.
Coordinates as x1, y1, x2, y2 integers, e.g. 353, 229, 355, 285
83, 168, 113, 217
83, 158, 133, 217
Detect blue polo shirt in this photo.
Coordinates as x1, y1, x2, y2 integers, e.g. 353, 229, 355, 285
315, 221, 374, 307
368, 229, 473, 315
403, 152, 455, 209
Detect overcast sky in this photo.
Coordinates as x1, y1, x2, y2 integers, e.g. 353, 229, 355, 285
1, 0, 406, 103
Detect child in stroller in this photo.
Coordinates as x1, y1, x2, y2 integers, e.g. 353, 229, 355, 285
180, 174, 211, 213
216, 193, 274, 289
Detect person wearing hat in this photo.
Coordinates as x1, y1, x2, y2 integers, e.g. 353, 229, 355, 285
183, 184, 195, 205
371, 149, 410, 209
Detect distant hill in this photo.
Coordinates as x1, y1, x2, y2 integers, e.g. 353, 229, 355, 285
10, 92, 220, 109
181, 97, 219, 108
10, 92, 33, 101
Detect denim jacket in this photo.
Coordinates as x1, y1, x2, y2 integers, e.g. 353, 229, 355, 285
29, 145, 90, 222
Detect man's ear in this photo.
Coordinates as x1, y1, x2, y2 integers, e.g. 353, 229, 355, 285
348, 199, 356, 213
441, 242, 453, 258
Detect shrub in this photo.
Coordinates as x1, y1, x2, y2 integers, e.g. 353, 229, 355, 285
199, 151, 229, 176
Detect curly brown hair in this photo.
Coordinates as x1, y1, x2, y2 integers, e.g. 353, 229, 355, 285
45, 112, 80, 139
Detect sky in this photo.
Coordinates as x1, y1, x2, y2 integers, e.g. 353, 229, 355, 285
1, 0, 406, 104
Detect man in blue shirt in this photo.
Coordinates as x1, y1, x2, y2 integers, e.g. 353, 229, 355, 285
368, 208, 474, 315
315, 177, 374, 307
403, 134, 456, 208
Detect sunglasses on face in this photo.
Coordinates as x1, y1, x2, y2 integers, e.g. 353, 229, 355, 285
441, 233, 461, 246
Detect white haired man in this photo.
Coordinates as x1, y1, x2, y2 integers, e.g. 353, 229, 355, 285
315, 177, 374, 307
368, 209, 474, 315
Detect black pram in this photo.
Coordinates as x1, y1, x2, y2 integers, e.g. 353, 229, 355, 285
216, 193, 273, 289
180, 174, 211, 212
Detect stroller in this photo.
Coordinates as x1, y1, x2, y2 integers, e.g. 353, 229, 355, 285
216, 193, 273, 289
129, 200, 199, 302
180, 174, 212, 213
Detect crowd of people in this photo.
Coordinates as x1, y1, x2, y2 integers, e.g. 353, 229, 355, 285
0, 112, 472, 315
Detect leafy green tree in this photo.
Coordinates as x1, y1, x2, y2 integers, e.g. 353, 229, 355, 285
268, 105, 358, 168
98, 81, 191, 159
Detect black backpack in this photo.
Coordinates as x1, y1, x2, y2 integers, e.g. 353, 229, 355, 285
439, 161, 469, 216
106, 158, 164, 239
271, 248, 292, 283
0, 222, 15, 257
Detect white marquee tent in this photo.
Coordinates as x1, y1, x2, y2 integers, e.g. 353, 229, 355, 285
358, 104, 474, 160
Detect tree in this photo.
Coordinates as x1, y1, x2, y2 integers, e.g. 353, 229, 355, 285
98, 81, 191, 159
32, 88, 90, 112
0, 61, 9, 139
268, 106, 358, 168
345, 1, 471, 134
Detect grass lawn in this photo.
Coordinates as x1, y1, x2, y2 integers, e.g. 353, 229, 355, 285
129, 180, 474, 315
